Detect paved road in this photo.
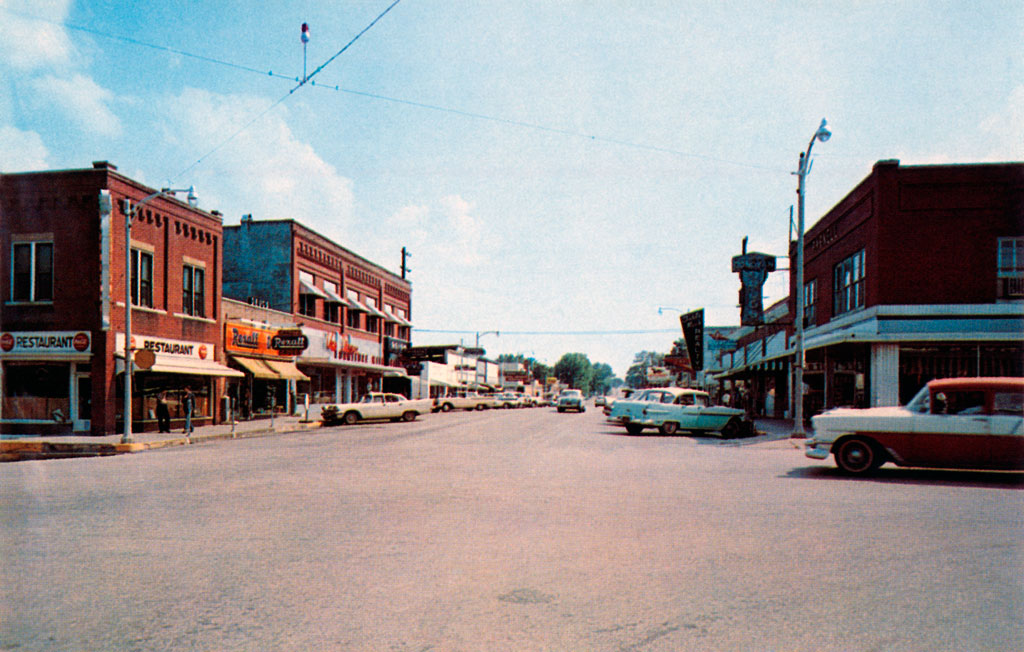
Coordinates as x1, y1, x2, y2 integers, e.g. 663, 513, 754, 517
2, 406, 1022, 651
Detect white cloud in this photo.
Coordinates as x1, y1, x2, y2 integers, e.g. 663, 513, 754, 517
162, 87, 355, 235
980, 85, 1024, 161
0, 125, 49, 170
28, 73, 121, 136
0, 0, 74, 70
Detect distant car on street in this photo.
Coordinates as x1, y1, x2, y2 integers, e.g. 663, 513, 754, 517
806, 377, 1024, 474
557, 389, 586, 413
433, 393, 497, 412
594, 395, 607, 407
607, 387, 752, 437
494, 392, 525, 409
321, 393, 433, 426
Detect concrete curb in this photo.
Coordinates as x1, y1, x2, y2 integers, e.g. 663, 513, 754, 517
0, 421, 323, 462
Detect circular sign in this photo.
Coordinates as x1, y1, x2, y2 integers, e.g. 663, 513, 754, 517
134, 348, 156, 370
198, 345, 208, 360
0, 333, 13, 352
73, 332, 90, 352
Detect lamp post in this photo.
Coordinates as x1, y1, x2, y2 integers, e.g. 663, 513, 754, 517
792, 119, 830, 438
121, 186, 196, 443
475, 330, 500, 348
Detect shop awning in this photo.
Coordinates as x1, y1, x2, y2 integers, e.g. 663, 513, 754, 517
116, 356, 245, 378
322, 286, 353, 307
230, 355, 279, 379
383, 306, 413, 327
299, 280, 328, 299
263, 358, 310, 381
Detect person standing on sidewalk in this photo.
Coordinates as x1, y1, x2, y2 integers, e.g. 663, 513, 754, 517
182, 387, 195, 435
156, 392, 171, 433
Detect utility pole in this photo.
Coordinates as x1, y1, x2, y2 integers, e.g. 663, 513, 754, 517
401, 247, 411, 279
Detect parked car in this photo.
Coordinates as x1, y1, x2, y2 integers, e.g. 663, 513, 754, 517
594, 395, 607, 407
806, 377, 1024, 474
607, 387, 753, 437
433, 392, 497, 412
603, 387, 639, 415
321, 393, 433, 425
494, 392, 524, 409
557, 389, 586, 413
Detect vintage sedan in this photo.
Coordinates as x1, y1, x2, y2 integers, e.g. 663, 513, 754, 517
556, 389, 586, 413
806, 377, 1024, 474
607, 387, 752, 437
321, 393, 433, 425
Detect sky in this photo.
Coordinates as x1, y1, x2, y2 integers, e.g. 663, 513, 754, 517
1, 0, 1021, 377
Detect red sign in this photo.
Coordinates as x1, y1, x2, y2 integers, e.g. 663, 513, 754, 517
0, 333, 13, 352
73, 332, 90, 352
199, 345, 208, 360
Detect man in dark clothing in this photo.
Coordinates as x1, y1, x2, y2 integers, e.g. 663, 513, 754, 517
183, 387, 195, 435
156, 392, 171, 433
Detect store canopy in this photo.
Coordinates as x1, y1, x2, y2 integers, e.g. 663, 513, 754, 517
116, 356, 245, 378
299, 280, 328, 299
322, 286, 352, 307
383, 306, 413, 327
263, 358, 310, 381
230, 355, 279, 379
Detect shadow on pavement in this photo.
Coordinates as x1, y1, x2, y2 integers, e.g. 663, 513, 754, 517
784, 465, 1024, 490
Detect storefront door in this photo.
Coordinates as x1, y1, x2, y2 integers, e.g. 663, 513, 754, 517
73, 373, 91, 432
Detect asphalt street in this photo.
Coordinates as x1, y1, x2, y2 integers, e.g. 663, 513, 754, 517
2, 406, 1022, 651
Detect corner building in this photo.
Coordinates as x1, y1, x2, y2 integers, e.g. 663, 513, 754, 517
222, 219, 412, 407
0, 162, 238, 435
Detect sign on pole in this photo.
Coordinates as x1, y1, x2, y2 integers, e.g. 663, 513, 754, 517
679, 309, 705, 372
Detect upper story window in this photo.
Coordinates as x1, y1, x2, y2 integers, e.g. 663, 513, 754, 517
803, 279, 817, 327
833, 249, 865, 316
298, 270, 317, 318
324, 280, 341, 323
131, 248, 154, 307
997, 237, 1024, 300
998, 237, 1024, 277
183, 264, 205, 317
11, 241, 53, 303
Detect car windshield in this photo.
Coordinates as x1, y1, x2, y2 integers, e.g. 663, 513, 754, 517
905, 385, 930, 413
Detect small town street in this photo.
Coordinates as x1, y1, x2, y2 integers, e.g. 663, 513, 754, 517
2, 407, 1022, 651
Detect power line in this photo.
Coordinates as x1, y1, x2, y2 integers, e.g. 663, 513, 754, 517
416, 329, 680, 336
5, 6, 787, 175
170, 0, 403, 181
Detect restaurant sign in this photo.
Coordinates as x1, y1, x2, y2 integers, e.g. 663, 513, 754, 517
1, 331, 91, 355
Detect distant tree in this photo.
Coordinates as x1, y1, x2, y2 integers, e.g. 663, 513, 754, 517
531, 362, 551, 383
591, 363, 618, 395
625, 350, 664, 388
553, 353, 594, 392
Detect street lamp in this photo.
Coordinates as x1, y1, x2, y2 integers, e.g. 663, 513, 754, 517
657, 306, 688, 316
475, 330, 500, 348
792, 119, 830, 438
121, 186, 196, 443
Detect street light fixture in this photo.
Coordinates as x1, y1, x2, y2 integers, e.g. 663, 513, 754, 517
792, 119, 830, 438
475, 330, 500, 348
121, 185, 196, 443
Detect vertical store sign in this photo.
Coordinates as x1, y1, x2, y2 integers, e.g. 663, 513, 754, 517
679, 309, 705, 372
98, 190, 112, 330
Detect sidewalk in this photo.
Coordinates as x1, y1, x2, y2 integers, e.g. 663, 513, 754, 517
0, 415, 322, 462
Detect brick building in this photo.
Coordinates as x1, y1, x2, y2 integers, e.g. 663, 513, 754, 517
222, 219, 412, 409
716, 160, 1023, 416
0, 162, 239, 435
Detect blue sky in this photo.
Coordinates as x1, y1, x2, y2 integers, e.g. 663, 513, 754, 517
2, 1, 1021, 376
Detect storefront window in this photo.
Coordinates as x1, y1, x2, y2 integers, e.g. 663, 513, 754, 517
116, 373, 211, 423
2, 362, 70, 421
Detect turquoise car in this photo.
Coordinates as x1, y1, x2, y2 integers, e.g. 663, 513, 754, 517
607, 387, 753, 437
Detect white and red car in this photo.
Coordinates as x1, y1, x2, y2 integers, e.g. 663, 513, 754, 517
806, 377, 1024, 474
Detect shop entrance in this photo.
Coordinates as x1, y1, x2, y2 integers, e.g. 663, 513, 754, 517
73, 373, 91, 432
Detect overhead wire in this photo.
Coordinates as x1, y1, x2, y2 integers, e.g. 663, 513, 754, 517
171, 0, 403, 181
3, 4, 786, 175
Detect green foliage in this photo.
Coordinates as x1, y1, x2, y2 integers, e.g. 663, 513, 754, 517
625, 350, 665, 388
591, 363, 617, 395
553, 353, 594, 393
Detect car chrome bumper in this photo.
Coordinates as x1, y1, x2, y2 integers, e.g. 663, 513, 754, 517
804, 440, 832, 460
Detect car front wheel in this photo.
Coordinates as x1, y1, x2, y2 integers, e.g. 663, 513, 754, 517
402, 411, 417, 422
721, 417, 742, 439
835, 437, 880, 474
626, 424, 644, 436
343, 411, 359, 425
